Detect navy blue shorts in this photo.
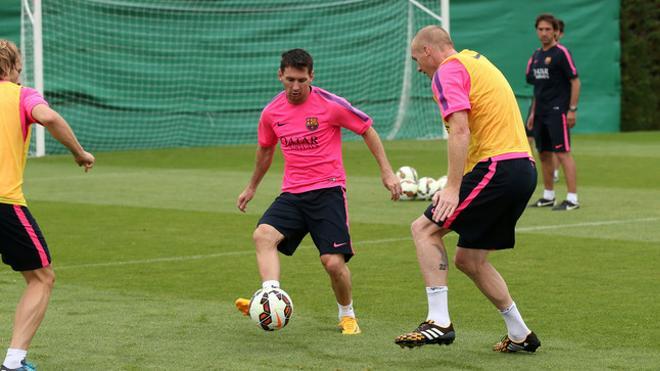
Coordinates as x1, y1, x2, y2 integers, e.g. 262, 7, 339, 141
533, 110, 572, 153
0, 203, 51, 271
258, 186, 353, 261
424, 157, 537, 250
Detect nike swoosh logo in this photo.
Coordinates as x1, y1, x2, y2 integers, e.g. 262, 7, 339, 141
275, 312, 282, 328
276, 123, 287, 126
333, 242, 347, 248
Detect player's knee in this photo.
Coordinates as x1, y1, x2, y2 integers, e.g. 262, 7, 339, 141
454, 255, 477, 275
321, 254, 345, 276
44, 271, 56, 289
410, 217, 430, 239
253, 225, 280, 247
30, 267, 55, 289
539, 151, 554, 161
555, 152, 571, 161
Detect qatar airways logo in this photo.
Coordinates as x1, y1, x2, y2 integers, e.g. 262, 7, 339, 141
533, 67, 549, 80
280, 135, 320, 150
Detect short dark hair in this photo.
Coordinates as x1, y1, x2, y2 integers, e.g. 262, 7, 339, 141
535, 13, 558, 30
557, 19, 565, 33
280, 48, 313, 73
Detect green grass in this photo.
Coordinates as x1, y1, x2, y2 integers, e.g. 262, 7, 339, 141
1, 132, 659, 370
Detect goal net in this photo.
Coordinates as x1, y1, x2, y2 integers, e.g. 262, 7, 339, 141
21, 0, 449, 155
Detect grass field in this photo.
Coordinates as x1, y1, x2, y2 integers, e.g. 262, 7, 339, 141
1, 132, 659, 370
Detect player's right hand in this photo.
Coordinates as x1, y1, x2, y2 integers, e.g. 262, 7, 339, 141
74, 151, 95, 172
432, 186, 459, 223
382, 171, 401, 201
237, 187, 255, 212
526, 114, 534, 131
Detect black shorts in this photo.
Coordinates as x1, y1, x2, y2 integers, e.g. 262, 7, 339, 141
0, 203, 51, 271
533, 110, 572, 153
424, 157, 537, 250
258, 186, 353, 261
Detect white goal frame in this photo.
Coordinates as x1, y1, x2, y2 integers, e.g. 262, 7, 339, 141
388, 0, 450, 140
21, 0, 45, 157
23, 0, 449, 155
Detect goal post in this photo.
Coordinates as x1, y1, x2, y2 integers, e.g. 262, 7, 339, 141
21, 0, 45, 157
388, 0, 449, 140
22, 0, 450, 155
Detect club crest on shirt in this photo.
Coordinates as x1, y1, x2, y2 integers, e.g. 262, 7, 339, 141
305, 117, 319, 131
544, 56, 552, 65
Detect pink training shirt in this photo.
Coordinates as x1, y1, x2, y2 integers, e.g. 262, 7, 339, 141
20, 87, 48, 137
431, 59, 472, 121
258, 86, 372, 194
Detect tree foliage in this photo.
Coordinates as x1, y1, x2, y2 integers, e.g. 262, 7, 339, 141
620, 0, 660, 131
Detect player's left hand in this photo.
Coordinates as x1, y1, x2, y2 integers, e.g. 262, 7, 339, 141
74, 151, 95, 172
567, 111, 577, 128
382, 171, 401, 200
432, 186, 459, 223
237, 187, 256, 212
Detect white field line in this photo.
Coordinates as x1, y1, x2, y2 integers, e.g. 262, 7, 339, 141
0, 217, 657, 274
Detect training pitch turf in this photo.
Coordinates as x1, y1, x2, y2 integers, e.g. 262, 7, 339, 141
1, 132, 659, 370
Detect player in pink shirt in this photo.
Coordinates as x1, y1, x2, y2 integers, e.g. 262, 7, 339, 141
235, 49, 400, 334
0, 40, 94, 371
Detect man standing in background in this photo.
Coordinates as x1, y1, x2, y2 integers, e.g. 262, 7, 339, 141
526, 14, 581, 211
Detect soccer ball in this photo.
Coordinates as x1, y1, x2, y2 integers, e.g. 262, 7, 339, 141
248, 287, 293, 331
400, 179, 418, 200
396, 166, 418, 182
417, 177, 440, 200
437, 175, 448, 190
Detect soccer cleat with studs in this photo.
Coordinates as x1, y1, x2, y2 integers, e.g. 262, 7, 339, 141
1, 360, 37, 371
234, 297, 250, 316
530, 197, 556, 207
492, 331, 541, 353
337, 316, 361, 335
552, 200, 579, 211
394, 320, 455, 348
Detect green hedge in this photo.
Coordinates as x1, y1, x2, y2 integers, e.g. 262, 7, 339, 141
620, 0, 660, 131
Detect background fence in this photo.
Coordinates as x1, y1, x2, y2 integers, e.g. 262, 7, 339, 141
5, 0, 622, 153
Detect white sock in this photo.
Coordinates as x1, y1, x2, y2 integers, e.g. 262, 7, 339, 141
543, 189, 555, 200
500, 302, 531, 342
338, 301, 355, 320
3, 348, 27, 369
567, 193, 578, 203
553, 169, 560, 177
262, 280, 280, 290
426, 286, 451, 327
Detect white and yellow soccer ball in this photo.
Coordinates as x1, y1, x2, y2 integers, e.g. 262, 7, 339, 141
437, 175, 448, 190
417, 177, 440, 200
396, 166, 418, 183
249, 287, 294, 331
400, 179, 418, 200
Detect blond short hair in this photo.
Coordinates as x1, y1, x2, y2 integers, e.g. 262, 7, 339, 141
412, 25, 454, 52
0, 40, 21, 79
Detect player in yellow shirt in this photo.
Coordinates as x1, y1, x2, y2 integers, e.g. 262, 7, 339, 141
0, 40, 94, 371
393, 26, 540, 353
